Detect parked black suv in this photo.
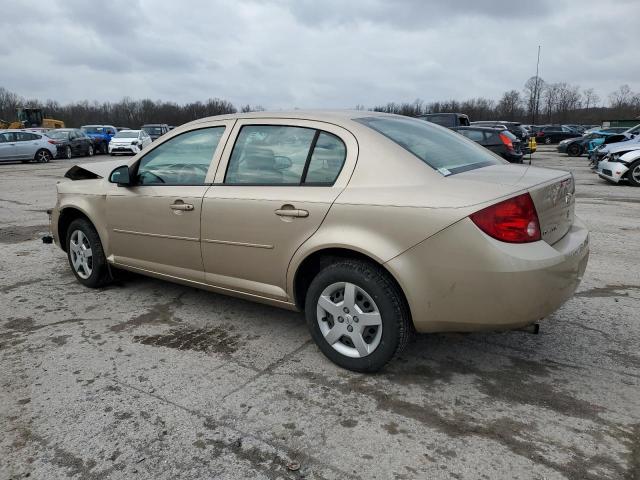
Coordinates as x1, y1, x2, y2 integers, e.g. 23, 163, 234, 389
471, 121, 531, 151
535, 125, 580, 144
141, 123, 170, 141
419, 113, 470, 128
452, 126, 524, 163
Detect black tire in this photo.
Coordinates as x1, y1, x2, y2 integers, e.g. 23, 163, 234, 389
64, 145, 72, 159
100, 143, 108, 155
34, 149, 52, 163
628, 160, 640, 187
305, 259, 411, 373
65, 218, 112, 288
544, 137, 552, 145
567, 143, 582, 157
87, 145, 94, 157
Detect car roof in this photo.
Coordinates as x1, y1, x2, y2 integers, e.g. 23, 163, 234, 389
1, 129, 45, 133
184, 110, 405, 128
117, 129, 141, 133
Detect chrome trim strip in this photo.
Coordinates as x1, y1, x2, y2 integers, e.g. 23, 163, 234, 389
112, 228, 199, 242
202, 238, 274, 249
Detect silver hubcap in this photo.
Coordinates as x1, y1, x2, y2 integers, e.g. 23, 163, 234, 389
632, 165, 640, 183
69, 230, 93, 279
316, 282, 383, 358
37, 151, 48, 162
66, 147, 72, 159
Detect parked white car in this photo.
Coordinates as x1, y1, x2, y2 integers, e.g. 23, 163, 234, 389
108, 129, 152, 156
598, 149, 640, 186
0, 129, 57, 163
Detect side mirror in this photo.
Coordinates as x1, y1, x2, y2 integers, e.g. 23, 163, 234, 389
109, 165, 132, 186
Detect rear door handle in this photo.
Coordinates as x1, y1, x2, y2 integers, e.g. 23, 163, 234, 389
275, 208, 309, 218
170, 202, 194, 211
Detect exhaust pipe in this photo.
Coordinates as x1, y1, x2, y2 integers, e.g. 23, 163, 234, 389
517, 323, 540, 334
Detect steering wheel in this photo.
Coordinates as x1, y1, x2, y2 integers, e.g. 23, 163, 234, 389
171, 164, 207, 184
139, 170, 165, 184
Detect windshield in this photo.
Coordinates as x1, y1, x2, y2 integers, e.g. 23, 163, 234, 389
82, 126, 103, 134
355, 116, 504, 176
47, 131, 70, 140
143, 126, 162, 134
115, 131, 139, 138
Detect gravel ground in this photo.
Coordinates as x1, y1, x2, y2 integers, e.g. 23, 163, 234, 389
1, 146, 639, 480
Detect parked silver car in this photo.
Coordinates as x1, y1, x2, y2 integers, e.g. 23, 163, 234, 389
0, 129, 57, 163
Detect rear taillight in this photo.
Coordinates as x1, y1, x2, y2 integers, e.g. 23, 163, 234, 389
48, 140, 59, 144
470, 193, 541, 243
499, 133, 514, 151
536, 132, 543, 137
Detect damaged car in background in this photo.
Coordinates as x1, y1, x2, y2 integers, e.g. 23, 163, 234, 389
45, 111, 589, 372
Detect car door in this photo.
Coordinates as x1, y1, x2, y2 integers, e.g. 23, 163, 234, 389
0, 132, 17, 161
201, 119, 358, 302
106, 121, 234, 280
15, 132, 39, 159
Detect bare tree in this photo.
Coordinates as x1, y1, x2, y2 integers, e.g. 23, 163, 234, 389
496, 90, 522, 121
523, 76, 544, 124
582, 88, 600, 111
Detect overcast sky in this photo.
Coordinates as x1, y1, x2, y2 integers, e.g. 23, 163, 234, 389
1, 0, 638, 108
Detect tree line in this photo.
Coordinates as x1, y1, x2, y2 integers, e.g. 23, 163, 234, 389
1, 80, 639, 128
0, 87, 261, 128
372, 79, 639, 125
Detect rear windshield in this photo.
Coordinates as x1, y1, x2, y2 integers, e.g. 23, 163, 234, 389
355, 116, 504, 175
47, 131, 70, 139
143, 126, 163, 134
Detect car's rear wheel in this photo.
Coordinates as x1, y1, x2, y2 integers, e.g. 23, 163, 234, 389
66, 218, 112, 288
64, 146, 72, 159
567, 143, 582, 156
305, 259, 411, 372
544, 137, 552, 145
628, 161, 640, 187
100, 143, 108, 154
87, 145, 94, 157
34, 149, 52, 163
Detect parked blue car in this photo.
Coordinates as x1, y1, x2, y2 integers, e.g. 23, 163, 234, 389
557, 130, 618, 157
80, 125, 118, 155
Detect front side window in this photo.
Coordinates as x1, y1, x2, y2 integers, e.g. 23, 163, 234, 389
355, 116, 503, 176
225, 125, 316, 185
136, 127, 224, 185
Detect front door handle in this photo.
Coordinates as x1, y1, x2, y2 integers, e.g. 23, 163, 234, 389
275, 207, 309, 218
170, 201, 194, 211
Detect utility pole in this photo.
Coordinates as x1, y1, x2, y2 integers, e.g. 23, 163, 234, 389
532, 45, 541, 125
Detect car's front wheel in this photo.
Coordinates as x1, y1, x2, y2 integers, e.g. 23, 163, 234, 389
64, 146, 72, 159
305, 259, 411, 372
628, 160, 640, 187
100, 143, 108, 154
87, 145, 94, 157
544, 137, 552, 145
567, 143, 582, 157
66, 218, 112, 288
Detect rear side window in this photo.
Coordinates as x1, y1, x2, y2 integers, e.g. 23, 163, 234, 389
304, 132, 346, 184
356, 116, 503, 176
224, 125, 347, 186
423, 115, 454, 128
459, 129, 484, 142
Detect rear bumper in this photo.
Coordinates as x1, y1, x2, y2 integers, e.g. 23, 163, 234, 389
386, 217, 589, 333
597, 160, 628, 183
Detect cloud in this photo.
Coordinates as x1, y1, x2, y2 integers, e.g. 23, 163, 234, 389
0, 0, 637, 109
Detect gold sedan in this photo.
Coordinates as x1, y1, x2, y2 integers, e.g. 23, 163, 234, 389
49, 111, 589, 372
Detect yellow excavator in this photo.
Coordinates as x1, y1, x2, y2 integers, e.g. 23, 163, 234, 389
0, 108, 65, 129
